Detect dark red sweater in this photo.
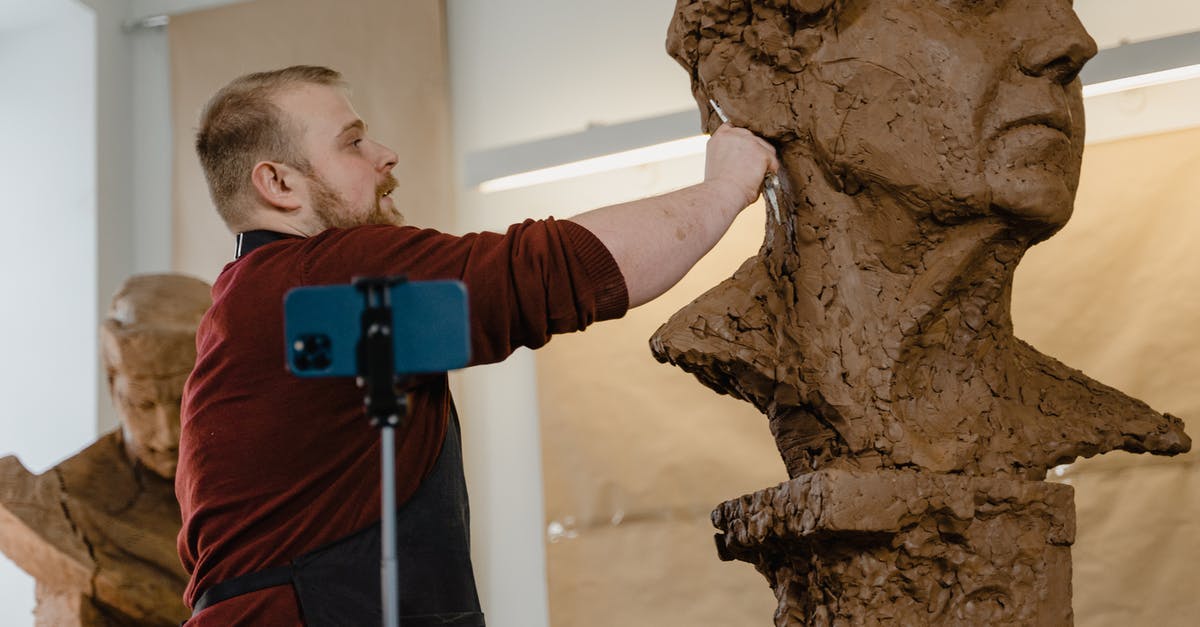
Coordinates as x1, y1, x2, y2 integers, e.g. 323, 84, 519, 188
177, 220, 627, 624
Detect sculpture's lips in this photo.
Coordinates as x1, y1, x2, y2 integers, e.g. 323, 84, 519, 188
997, 111, 1073, 139
146, 446, 178, 459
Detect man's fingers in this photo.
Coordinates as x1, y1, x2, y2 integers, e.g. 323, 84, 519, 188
731, 127, 779, 169
705, 122, 783, 205
715, 124, 778, 164
749, 137, 779, 174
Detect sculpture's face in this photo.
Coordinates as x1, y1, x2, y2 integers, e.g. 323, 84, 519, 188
108, 334, 192, 480
800, 0, 1095, 229
113, 367, 187, 480
100, 274, 209, 480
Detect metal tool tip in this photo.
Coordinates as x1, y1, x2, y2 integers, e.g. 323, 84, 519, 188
708, 99, 730, 124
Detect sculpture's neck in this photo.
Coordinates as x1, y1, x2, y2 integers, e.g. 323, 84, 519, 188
765, 152, 1027, 356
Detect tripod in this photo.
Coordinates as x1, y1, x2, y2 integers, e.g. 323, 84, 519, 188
355, 276, 409, 627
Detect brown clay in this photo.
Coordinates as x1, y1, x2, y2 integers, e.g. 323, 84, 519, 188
652, 1, 1192, 624
713, 470, 1074, 625
0, 274, 211, 626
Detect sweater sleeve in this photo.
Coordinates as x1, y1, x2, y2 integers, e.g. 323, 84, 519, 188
297, 218, 630, 366
559, 220, 628, 321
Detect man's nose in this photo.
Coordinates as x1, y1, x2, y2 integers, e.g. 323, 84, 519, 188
1017, 0, 1098, 85
373, 140, 399, 172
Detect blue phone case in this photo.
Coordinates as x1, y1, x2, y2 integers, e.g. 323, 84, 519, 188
284, 280, 471, 377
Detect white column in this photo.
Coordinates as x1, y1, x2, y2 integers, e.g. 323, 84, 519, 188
454, 353, 551, 627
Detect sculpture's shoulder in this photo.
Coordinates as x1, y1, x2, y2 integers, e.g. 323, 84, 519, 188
56, 430, 144, 512
2, 433, 189, 623
0, 453, 36, 485
55, 431, 184, 572
651, 257, 782, 411
0, 453, 95, 589
1010, 338, 1191, 459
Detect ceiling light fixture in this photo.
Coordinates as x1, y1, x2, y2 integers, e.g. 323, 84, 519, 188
1082, 62, 1200, 98
469, 30, 1200, 193
478, 135, 707, 194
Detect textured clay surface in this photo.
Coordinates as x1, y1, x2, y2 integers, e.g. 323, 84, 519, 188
713, 470, 1075, 626
653, 0, 1191, 480
652, 1, 1193, 624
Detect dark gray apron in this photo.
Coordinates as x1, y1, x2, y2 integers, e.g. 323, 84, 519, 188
191, 409, 484, 627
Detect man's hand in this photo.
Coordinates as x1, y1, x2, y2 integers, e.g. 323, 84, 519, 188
703, 123, 780, 209
570, 123, 782, 307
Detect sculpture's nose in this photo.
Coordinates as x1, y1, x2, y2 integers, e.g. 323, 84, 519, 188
1017, 0, 1098, 85
153, 403, 181, 449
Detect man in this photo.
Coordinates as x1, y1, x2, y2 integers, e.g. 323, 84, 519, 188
177, 65, 777, 625
0, 273, 210, 626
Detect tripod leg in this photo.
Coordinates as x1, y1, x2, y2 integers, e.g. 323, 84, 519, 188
381, 424, 400, 627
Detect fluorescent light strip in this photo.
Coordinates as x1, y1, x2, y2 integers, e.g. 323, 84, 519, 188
478, 135, 709, 193
1083, 63, 1200, 98
479, 65, 1200, 193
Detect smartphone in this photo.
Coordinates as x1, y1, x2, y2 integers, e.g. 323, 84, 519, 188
284, 279, 470, 377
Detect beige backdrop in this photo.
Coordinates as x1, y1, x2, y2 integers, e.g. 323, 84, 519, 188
170, 0, 453, 282
538, 127, 1200, 626
1015, 127, 1200, 627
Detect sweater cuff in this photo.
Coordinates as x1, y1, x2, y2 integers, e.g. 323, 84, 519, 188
560, 220, 629, 321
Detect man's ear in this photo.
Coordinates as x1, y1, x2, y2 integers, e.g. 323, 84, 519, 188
250, 161, 305, 211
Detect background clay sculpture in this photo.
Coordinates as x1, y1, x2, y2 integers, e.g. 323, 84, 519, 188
0, 273, 211, 626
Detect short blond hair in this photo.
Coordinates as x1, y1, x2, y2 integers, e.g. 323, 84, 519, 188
195, 65, 346, 228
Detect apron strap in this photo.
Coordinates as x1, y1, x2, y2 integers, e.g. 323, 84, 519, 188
192, 564, 293, 614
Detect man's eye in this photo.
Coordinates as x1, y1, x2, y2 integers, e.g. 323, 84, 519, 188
351, 138, 363, 148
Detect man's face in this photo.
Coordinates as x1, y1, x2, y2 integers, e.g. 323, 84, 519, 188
800, 0, 1096, 229
276, 84, 405, 229
112, 370, 189, 479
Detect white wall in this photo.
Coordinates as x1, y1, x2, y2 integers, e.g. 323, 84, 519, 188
1077, 0, 1200, 48
130, 24, 174, 277
0, 2, 96, 622
0, 2, 96, 472
80, 0, 141, 435
0, 1, 200, 623
1077, 0, 1200, 144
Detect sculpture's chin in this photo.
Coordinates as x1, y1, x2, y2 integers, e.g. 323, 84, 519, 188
143, 455, 178, 480
984, 126, 1080, 231
987, 169, 1076, 231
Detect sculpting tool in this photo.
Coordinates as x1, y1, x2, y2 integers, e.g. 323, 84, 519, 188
708, 99, 783, 222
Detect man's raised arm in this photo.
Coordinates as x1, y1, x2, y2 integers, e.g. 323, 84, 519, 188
569, 124, 779, 308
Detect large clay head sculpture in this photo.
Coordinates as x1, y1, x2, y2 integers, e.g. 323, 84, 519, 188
653, 0, 1190, 478
101, 274, 212, 479
672, 0, 1095, 234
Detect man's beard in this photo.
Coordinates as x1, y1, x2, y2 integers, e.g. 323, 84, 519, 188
309, 172, 405, 230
